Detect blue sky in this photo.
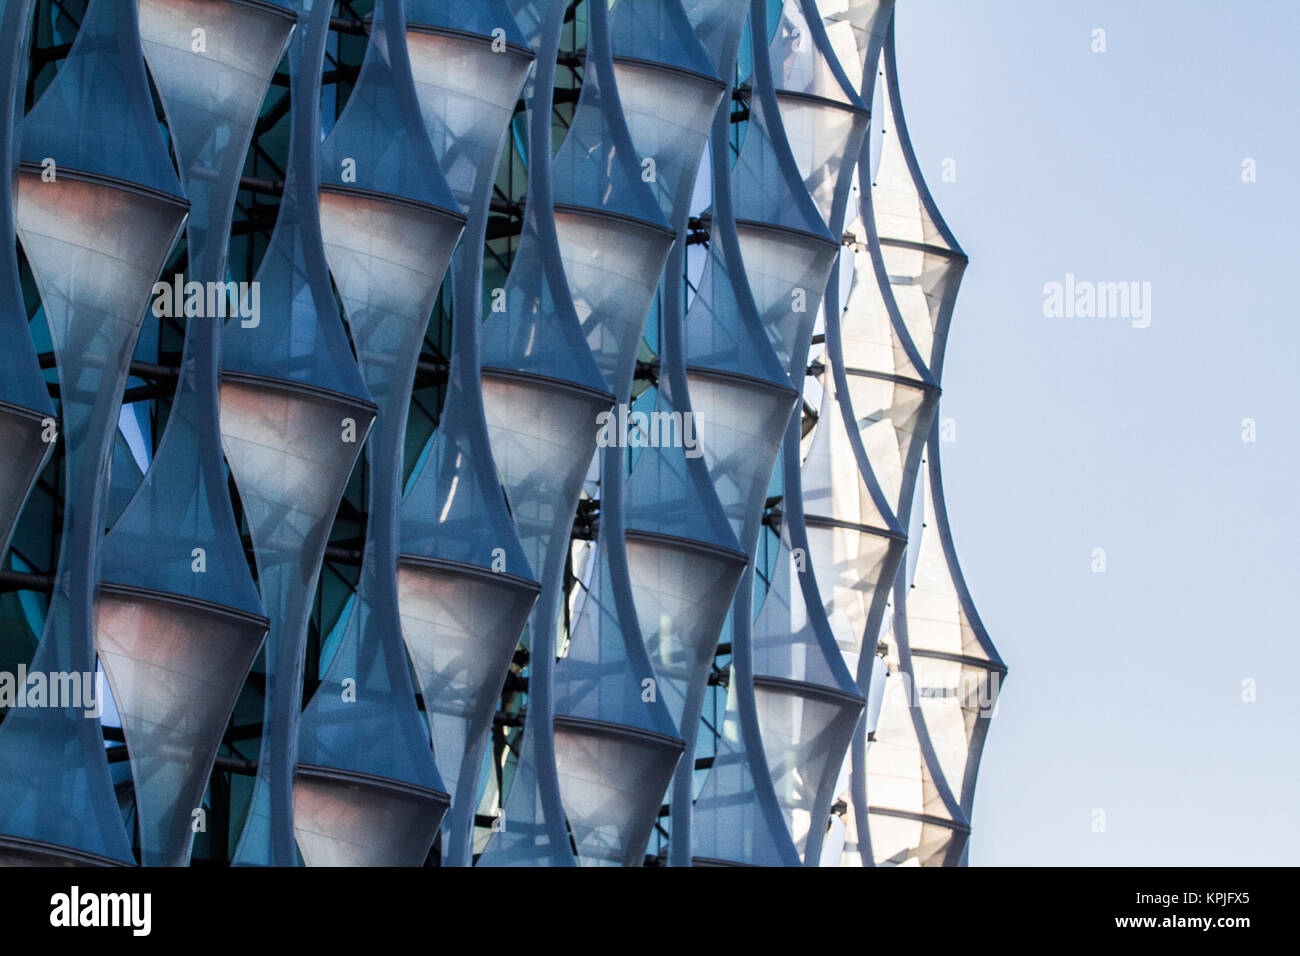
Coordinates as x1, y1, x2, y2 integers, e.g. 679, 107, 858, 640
892, 0, 1300, 864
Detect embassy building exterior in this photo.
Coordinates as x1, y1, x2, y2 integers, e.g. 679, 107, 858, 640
0, 0, 1003, 867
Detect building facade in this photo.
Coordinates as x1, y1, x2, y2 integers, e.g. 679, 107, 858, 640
0, 0, 1002, 866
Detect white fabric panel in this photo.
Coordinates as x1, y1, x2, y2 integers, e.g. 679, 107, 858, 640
686, 373, 793, 541
318, 192, 457, 329
776, 95, 861, 229
864, 667, 963, 866
909, 471, 995, 664
868, 39, 965, 380
771, 0, 857, 103
553, 720, 681, 867
407, 30, 533, 207
753, 681, 859, 859
840, 226, 897, 372
137, 0, 292, 167
843, 372, 930, 520
396, 562, 536, 814
841, 216, 933, 392
802, 372, 890, 532
736, 224, 837, 378
482, 375, 610, 580
877, 241, 963, 378
218, 382, 369, 553
819, 0, 895, 82
292, 772, 446, 867
94, 590, 263, 867
614, 59, 721, 224
556, 209, 673, 398
626, 536, 740, 731
769, 0, 867, 225
689, 673, 793, 866
900, 448, 1005, 814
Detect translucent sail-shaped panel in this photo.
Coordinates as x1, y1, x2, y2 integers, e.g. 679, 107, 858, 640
479, 365, 609, 590
684, 245, 792, 389
221, 0, 375, 867
296, 0, 467, 867
401, 0, 540, 867
0, 0, 188, 866
292, 768, 447, 867
690, 672, 802, 866
0, 0, 53, 561
94, 592, 267, 866
751, 524, 863, 860
818, 0, 894, 91
800, 373, 901, 665
753, 682, 861, 859
902, 436, 1005, 816
686, 370, 796, 542
552, 716, 680, 866
396, 556, 538, 858
865, 648, 968, 867
841, 373, 932, 524
768, 0, 868, 230
92, 0, 295, 868
738, 228, 838, 385
610, 0, 723, 225
556, 207, 672, 400
682, 0, 751, 77
136, 0, 295, 279
869, 22, 965, 380
623, 531, 743, 730
552, 546, 685, 866
406, 0, 533, 207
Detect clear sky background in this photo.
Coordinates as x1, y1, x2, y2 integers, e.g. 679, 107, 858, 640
890, 0, 1300, 865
